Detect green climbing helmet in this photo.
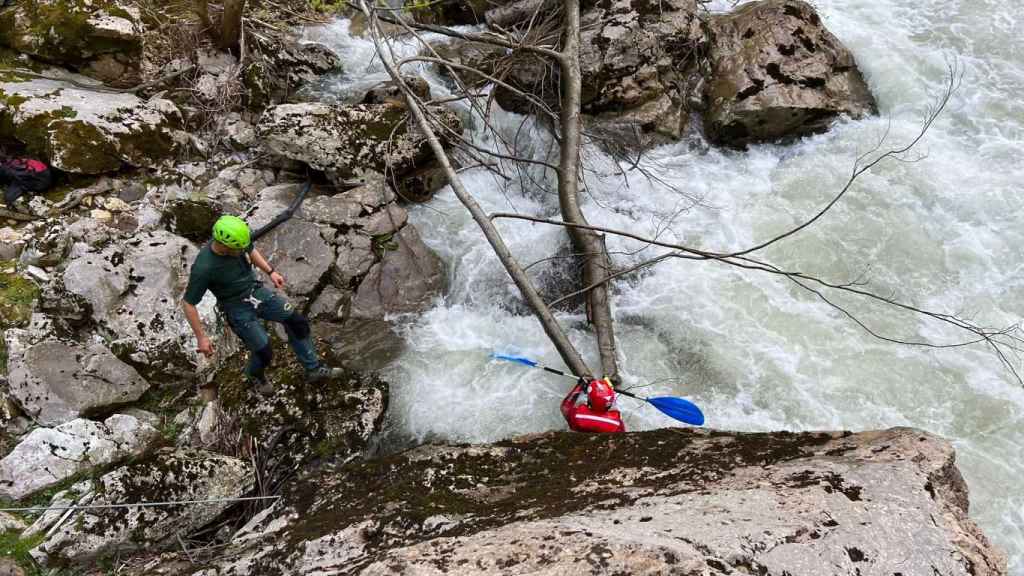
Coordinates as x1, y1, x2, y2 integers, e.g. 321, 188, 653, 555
212, 215, 251, 250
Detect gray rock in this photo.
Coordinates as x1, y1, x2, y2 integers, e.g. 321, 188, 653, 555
0, 227, 26, 261
61, 230, 226, 381
361, 77, 431, 105
0, 0, 143, 86
30, 449, 252, 567
243, 35, 340, 108
489, 0, 704, 145
331, 233, 376, 289
578, 0, 706, 140
0, 414, 159, 500
0, 557, 25, 576
175, 400, 228, 450
257, 102, 462, 186
0, 511, 27, 532
4, 333, 149, 426
350, 225, 446, 319
21, 480, 93, 539
0, 73, 182, 174
223, 113, 257, 148
185, 428, 1007, 576
360, 204, 409, 237
704, 0, 877, 147
311, 318, 405, 373
244, 188, 335, 296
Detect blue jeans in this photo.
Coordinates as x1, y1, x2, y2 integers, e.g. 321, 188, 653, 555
221, 286, 320, 378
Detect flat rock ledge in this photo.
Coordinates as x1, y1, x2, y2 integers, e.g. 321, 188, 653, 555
164, 427, 1004, 575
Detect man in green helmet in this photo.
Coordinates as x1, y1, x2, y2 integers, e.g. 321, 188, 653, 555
181, 215, 342, 394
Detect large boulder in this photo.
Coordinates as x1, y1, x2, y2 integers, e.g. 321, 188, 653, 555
349, 225, 446, 319
577, 0, 706, 140
490, 0, 706, 144
243, 35, 341, 109
703, 0, 877, 147
244, 179, 444, 321
0, 413, 159, 500
60, 229, 227, 381
4, 329, 149, 426
0, 0, 143, 86
257, 102, 462, 187
29, 448, 252, 567
179, 428, 1005, 575
0, 72, 182, 173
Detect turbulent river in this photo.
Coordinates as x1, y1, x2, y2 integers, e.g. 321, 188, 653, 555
304, 0, 1024, 570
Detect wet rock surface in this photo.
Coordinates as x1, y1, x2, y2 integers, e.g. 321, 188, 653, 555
176, 428, 1005, 575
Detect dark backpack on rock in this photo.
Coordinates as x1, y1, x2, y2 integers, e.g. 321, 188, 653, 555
1, 157, 53, 206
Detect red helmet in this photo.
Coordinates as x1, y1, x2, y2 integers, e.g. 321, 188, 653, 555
587, 379, 616, 412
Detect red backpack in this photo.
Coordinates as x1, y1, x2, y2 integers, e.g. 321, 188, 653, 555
3, 158, 48, 174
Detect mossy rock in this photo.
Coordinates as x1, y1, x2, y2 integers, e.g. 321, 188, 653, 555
405, 0, 498, 26
211, 336, 388, 473
0, 0, 142, 68
0, 263, 39, 330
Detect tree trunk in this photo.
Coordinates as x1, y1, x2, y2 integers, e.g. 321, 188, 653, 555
220, 0, 246, 52
555, 0, 620, 381
194, 0, 213, 31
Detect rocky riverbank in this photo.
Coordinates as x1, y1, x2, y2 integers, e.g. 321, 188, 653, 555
0, 0, 1008, 574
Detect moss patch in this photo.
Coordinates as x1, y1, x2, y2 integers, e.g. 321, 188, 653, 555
0, 530, 46, 574
0, 263, 39, 329
255, 428, 841, 571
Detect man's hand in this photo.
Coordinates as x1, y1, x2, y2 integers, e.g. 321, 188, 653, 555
197, 336, 214, 358
270, 271, 285, 290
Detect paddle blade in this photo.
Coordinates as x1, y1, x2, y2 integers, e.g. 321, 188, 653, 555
647, 396, 704, 426
491, 353, 538, 367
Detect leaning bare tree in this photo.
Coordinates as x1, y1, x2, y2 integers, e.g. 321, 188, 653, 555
356, 0, 616, 382
355, 2, 1024, 387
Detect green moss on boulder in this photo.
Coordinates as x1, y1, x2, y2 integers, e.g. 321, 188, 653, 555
0, 263, 39, 330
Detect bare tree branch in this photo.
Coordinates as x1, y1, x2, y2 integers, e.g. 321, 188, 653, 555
357, 0, 593, 379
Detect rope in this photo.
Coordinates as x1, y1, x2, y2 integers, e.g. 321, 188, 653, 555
0, 495, 280, 513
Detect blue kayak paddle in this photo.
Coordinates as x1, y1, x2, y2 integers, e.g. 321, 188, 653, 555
490, 353, 705, 426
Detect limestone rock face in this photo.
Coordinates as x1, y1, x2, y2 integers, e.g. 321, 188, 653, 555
349, 225, 446, 319
182, 428, 1005, 576
0, 414, 158, 500
244, 178, 444, 321
704, 0, 877, 147
0, 73, 182, 174
60, 229, 223, 381
0, 0, 144, 86
4, 330, 149, 426
257, 102, 462, 187
29, 449, 252, 567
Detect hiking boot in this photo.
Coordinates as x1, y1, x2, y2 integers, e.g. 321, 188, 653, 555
247, 375, 274, 396
306, 365, 343, 384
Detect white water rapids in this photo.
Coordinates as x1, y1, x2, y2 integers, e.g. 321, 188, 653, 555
305, 0, 1024, 570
